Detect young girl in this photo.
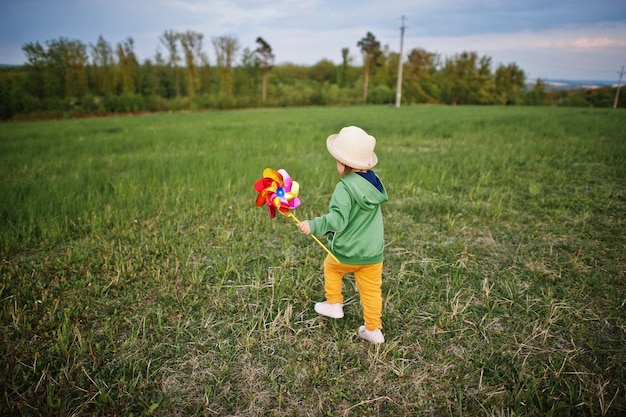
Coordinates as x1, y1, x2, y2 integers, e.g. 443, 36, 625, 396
297, 126, 388, 344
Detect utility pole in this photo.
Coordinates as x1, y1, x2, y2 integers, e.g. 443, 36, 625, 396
614, 65, 624, 109
395, 15, 406, 108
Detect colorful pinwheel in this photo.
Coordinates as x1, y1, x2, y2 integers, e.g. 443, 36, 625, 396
254, 168, 338, 262
254, 168, 300, 218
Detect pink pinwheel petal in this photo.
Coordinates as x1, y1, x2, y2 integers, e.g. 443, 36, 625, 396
277, 169, 289, 180
277, 169, 293, 190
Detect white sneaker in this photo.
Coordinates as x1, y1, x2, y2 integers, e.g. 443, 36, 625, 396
358, 326, 385, 344
314, 301, 344, 319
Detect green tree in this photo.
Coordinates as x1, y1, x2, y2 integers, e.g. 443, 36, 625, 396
22, 38, 89, 103
371, 45, 394, 89
357, 32, 381, 102
494, 62, 526, 105
140, 59, 159, 97
405, 48, 439, 103
525, 78, 546, 105
441, 51, 492, 105
309, 59, 336, 85
254, 37, 274, 103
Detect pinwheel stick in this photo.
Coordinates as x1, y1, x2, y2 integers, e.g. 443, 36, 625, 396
288, 213, 339, 263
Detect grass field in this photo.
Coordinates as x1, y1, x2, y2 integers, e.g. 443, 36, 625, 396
1, 105, 625, 416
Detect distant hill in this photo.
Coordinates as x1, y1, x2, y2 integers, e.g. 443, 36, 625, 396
527, 78, 617, 91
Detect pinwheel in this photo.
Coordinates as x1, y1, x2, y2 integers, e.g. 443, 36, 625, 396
254, 168, 301, 218
254, 168, 338, 262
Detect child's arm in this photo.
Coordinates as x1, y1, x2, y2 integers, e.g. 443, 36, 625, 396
307, 182, 351, 236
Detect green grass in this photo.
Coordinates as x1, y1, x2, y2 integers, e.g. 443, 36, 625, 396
1, 105, 625, 416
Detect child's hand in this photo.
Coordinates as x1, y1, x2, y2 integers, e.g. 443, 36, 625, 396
297, 221, 311, 235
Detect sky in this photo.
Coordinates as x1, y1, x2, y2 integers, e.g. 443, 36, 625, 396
1, 0, 625, 82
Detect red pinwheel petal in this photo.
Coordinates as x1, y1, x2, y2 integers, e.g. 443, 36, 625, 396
254, 178, 268, 192
268, 204, 277, 218
254, 177, 277, 192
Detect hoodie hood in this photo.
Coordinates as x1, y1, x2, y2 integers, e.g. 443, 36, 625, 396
340, 172, 388, 210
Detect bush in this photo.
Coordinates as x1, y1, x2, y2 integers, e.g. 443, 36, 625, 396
144, 95, 167, 112
367, 84, 394, 104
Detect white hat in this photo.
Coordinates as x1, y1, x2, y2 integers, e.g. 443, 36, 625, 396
326, 126, 378, 170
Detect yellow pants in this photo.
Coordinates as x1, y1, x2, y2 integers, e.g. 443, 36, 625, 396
323, 255, 383, 331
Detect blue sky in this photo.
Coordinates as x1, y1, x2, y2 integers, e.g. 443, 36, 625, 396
1, 0, 625, 81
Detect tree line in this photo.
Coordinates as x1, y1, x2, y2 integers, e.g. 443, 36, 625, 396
0, 30, 621, 120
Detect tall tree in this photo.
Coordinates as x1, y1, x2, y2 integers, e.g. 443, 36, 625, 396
254, 37, 274, 103
90, 35, 115, 96
62, 39, 88, 99
237, 47, 259, 100
116, 37, 138, 94
22, 41, 48, 99
357, 32, 381, 102
468, 55, 493, 104
212, 35, 240, 97
338, 47, 350, 88
160, 30, 181, 97
180, 31, 204, 97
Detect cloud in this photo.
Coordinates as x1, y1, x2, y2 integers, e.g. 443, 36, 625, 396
571, 36, 626, 48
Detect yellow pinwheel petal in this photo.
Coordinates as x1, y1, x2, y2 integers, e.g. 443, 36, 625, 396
262, 168, 283, 184
289, 181, 299, 197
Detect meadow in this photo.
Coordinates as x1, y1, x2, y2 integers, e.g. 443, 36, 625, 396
1, 105, 625, 416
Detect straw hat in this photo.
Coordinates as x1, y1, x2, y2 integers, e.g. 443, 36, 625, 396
326, 126, 378, 170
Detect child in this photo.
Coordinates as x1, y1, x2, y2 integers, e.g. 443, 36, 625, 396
296, 126, 388, 344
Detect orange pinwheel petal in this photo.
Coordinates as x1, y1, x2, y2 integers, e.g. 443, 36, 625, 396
255, 192, 269, 207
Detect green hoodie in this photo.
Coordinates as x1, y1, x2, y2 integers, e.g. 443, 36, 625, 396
308, 172, 388, 265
